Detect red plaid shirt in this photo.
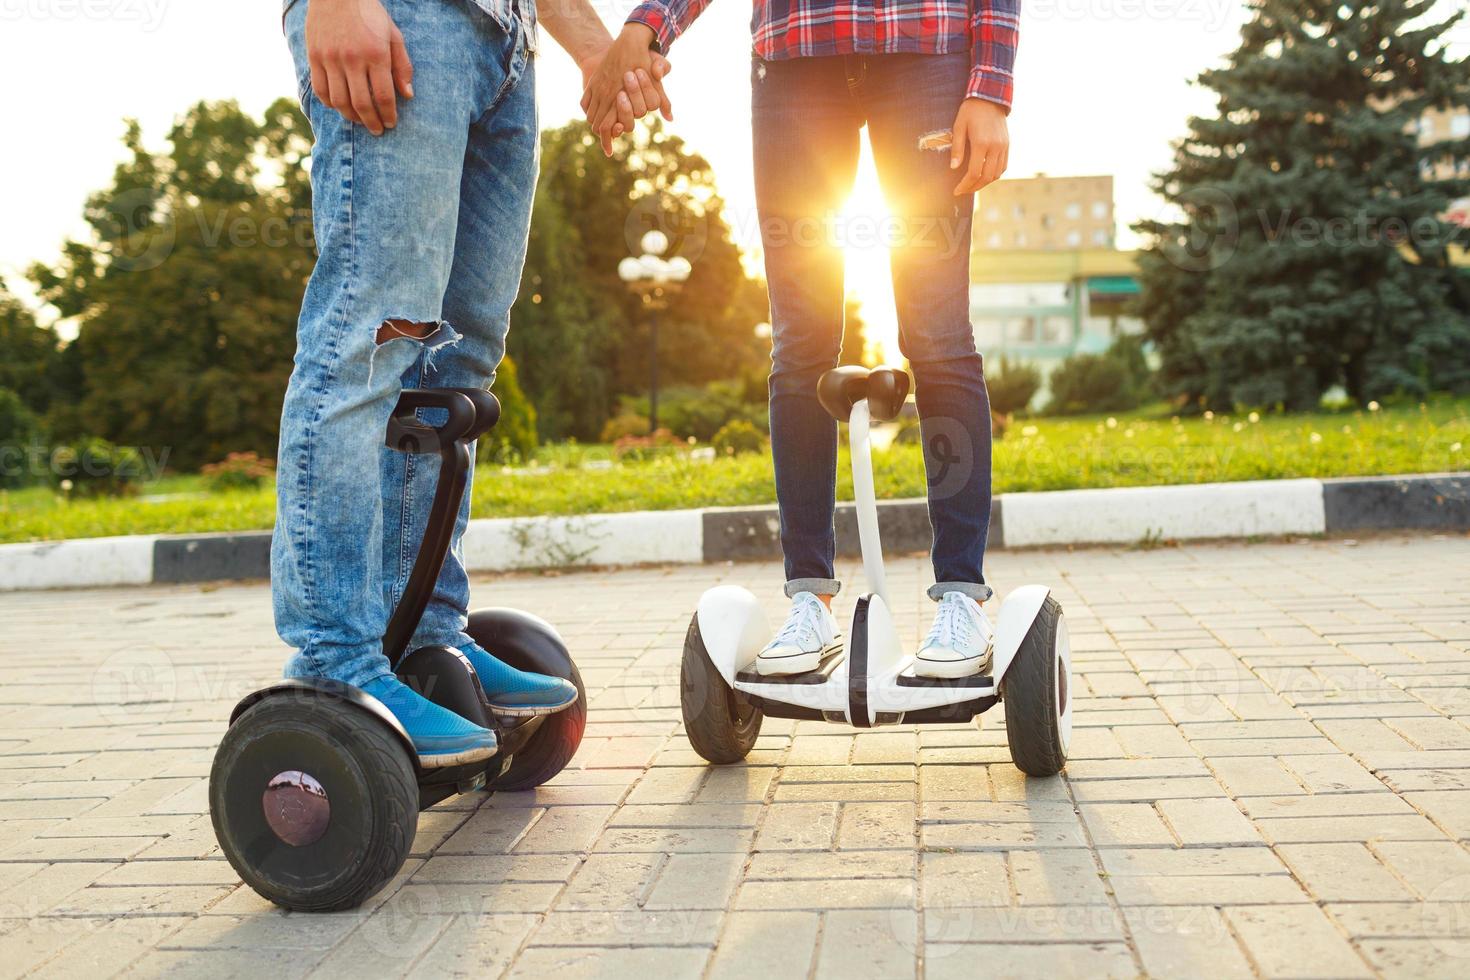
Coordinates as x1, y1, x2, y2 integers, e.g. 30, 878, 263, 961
627, 0, 1020, 109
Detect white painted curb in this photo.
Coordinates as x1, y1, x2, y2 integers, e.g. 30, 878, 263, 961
1000, 478, 1327, 547
461, 508, 704, 572
0, 535, 158, 590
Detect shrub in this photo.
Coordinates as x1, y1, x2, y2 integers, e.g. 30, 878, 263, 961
200, 451, 275, 492
1107, 333, 1156, 403
600, 411, 651, 443
987, 357, 1043, 416
1045, 353, 1137, 415
0, 387, 41, 489
711, 419, 766, 456
611, 428, 687, 461
478, 356, 539, 464
49, 437, 145, 497
616, 380, 768, 443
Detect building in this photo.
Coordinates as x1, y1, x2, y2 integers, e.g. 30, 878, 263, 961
974, 174, 1116, 252
968, 173, 1141, 395
969, 248, 1142, 373
1419, 106, 1470, 184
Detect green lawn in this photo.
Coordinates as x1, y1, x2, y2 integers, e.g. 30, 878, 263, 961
3, 399, 1466, 545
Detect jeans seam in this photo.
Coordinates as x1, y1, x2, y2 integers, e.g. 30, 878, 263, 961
396, 355, 427, 610
484, 25, 525, 119
296, 115, 360, 677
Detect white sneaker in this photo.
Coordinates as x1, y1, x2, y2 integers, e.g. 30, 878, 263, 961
914, 591, 994, 678
757, 591, 843, 676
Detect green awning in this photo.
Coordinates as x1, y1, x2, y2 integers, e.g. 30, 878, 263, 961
1086, 276, 1140, 296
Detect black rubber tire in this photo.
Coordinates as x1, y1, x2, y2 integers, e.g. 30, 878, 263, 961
1001, 596, 1069, 777
681, 615, 762, 764
494, 662, 587, 792
209, 696, 418, 912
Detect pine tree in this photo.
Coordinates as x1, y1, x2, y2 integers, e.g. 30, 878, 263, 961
1135, 0, 1470, 410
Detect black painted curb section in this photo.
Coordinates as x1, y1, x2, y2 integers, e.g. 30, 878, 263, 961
153, 532, 272, 583
701, 497, 1003, 563
1323, 474, 1470, 531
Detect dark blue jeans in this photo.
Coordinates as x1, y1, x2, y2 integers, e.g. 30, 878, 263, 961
753, 52, 994, 604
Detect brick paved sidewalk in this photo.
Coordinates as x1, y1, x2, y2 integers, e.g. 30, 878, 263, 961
1, 534, 1468, 978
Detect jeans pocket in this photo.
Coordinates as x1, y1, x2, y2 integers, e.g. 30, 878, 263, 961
284, 0, 315, 111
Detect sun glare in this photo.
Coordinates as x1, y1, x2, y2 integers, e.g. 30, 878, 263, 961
840, 142, 901, 364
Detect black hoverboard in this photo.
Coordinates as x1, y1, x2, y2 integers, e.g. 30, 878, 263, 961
208, 388, 586, 912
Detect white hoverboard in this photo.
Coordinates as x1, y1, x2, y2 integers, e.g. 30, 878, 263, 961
680, 365, 1071, 776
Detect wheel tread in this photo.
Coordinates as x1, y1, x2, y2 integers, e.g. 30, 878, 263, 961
681, 617, 762, 764
1002, 596, 1068, 777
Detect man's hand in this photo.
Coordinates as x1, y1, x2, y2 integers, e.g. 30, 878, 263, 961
951, 98, 1009, 195
306, 0, 413, 136
581, 23, 673, 155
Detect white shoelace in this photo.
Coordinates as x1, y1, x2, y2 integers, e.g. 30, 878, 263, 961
772, 593, 826, 650
925, 594, 980, 651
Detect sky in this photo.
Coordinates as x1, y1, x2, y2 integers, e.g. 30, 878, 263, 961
2, 1, 1465, 348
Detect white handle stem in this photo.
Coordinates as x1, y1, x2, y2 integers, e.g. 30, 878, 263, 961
847, 399, 888, 605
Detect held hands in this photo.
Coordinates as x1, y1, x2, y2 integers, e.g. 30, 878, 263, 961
305, 0, 414, 136
950, 98, 1009, 195
581, 23, 673, 156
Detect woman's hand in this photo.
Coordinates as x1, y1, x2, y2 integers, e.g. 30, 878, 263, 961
305, 0, 414, 136
951, 98, 1009, 195
581, 23, 673, 155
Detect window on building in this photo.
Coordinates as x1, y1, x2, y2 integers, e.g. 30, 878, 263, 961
1012, 204, 1025, 220
1004, 317, 1037, 344
1066, 230, 1082, 247
985, 206, 1000, 221
1014, 232, 1028, 247
1092, 229, 1110, 246
1454, 114, 1470, 138
1065, 202, 1081, 219
1040, 316, 1071, 345
1041, 213, 1055, 229
972, 318, 1005, 346
987, 231, 1003, 248
1091, 201, 1108, 220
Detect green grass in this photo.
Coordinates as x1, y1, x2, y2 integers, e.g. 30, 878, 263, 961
3, 398, 1466, 545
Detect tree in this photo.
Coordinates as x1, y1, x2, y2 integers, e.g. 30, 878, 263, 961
512, 120, 767, 441
0, 284, 61, 417
31, 100, 315, 469
840, 296, 878, 367
1135, 0, 1470, 410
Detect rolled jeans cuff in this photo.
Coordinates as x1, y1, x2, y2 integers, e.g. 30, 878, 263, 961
785, 578, 841, 599
928, 582, 993, 603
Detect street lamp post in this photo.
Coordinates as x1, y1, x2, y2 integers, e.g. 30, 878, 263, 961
618, 230, 692, 435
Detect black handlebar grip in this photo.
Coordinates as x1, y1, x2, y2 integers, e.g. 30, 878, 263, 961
816, 365, 911, 422
386, 389, 481, 454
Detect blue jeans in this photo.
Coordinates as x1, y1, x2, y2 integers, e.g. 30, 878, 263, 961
273, 0, 537, 688
753, 53, 994, 604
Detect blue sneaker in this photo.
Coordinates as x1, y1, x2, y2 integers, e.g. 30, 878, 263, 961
457, 642, 578, 717
359, 675, 498, 768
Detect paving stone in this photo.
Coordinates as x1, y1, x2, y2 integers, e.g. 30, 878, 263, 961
3, 538, 1467, 973
1079, 803, 1177, 846
507, 945, 711, 978
1156, 797, 1263, 845
1275, 842, 1417, 901
753, 802, 837, 851
813, 909, 917, 980
707, 911, 818, 980
1123, 906, 1254, 979
1225, 904, 1374, 978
